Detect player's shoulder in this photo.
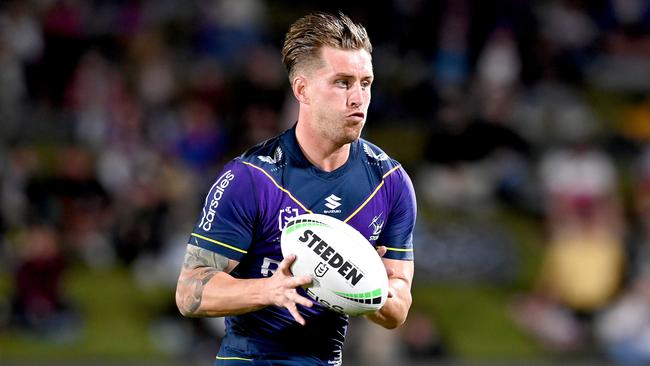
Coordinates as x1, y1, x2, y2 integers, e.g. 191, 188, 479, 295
233, 131, 287, 169
357, 138, 402, 176
227, 131, 290, 184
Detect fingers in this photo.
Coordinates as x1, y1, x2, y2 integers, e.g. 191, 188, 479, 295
286, 303, 306, 326
289, 291, 314, 308
284, 291, 312, 325
278, 254, 297, 274
376, 246, 387, 257
290, 274, 313, 288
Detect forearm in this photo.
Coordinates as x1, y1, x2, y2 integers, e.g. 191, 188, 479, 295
175, 245, 313, 323
176, 267, 269, 317
366, 278, 412, 329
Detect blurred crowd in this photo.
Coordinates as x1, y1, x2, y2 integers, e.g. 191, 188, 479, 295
0, 0, 649, 364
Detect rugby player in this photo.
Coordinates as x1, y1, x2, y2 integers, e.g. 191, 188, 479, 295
175, 12, 416, 365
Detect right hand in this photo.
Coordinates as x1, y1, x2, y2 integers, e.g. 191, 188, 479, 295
264, 254, 313, 325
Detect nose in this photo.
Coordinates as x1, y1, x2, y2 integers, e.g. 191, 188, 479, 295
348, 84, 364, 109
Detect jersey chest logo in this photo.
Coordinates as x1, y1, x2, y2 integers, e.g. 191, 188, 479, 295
323, 194, 342, 214
278, 206, 300, 230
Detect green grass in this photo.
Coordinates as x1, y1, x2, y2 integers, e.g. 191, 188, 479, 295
0, 266, 172, 361
412, 284, 543, 360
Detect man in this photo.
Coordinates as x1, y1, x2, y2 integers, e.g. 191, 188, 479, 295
175, 12, 416, 365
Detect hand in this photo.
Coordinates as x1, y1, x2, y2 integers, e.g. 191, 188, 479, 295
264, 254, 313, 325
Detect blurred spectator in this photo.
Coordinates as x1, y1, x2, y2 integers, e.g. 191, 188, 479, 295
400, 311, 448, 360
512, 137, 625, 352
174, 97, 228, 172
9, 224, 79, 340
25, 147, 112, 268
596, 146, 650, 365
419, 92, 531, 213
432, 0, 470, 92
617, 94, 650, 146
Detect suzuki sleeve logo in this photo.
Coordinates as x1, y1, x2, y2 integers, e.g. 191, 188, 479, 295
324, 194, 342, 212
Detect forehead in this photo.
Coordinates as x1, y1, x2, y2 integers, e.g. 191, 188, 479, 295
315, 46, 373, 77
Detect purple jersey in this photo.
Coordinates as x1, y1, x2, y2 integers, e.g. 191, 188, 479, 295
189, 126, 416, 363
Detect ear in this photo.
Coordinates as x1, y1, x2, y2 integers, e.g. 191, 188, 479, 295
292, 75, 310, 105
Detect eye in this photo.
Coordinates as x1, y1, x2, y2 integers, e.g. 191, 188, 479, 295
361, 80, 372, 89
335, 79, 349, 88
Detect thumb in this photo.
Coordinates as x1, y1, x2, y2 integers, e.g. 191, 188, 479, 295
376, 246, 387, 258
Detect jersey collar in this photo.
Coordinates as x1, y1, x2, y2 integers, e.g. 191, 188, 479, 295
282, 123, 359, 179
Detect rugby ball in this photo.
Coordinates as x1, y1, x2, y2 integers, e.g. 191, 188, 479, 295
280, 213, 388, 316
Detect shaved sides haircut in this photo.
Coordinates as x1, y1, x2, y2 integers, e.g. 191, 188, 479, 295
281, 12, 373, 81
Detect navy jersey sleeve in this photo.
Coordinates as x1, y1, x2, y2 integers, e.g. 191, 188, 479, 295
378, 166, 416, 260
188, 161, 257, 261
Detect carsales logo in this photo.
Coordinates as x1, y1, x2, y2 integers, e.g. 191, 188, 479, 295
199, 170, 235, 231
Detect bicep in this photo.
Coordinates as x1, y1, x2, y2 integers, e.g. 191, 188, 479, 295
180, 244, 239, 275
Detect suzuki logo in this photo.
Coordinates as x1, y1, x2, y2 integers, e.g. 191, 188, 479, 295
324, 194, 342, 210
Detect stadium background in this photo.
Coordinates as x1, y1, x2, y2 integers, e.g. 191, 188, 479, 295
1, 0, 649, 365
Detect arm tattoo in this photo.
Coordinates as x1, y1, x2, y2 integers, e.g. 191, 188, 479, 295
179, 267, 219, 314
183, 244, 230, 271
178, 245, 230, 315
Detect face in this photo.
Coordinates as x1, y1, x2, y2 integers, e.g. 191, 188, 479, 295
302, 46, 373, 146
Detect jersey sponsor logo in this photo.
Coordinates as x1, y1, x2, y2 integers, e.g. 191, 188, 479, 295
257, 147, 283, 164
324, 194, 342, 213
278, 206, 300, 231
363, 143, 389, 161
199, 170, 235, 231
298, 229, 364, 286
369, 213, 384, 241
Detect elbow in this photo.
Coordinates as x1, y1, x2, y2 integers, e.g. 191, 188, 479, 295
382, 294, 412, 329
381, 321, 400, 330
175, 288, 194, 318
175, 291, 188, 317
381, 313, 407, 330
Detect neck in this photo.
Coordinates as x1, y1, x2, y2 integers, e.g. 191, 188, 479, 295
295, 120, 351, 172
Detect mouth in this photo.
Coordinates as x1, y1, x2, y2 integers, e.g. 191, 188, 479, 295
346, 112, 365, 122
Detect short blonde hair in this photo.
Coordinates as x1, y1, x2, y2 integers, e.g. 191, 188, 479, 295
281, 12, 372, 81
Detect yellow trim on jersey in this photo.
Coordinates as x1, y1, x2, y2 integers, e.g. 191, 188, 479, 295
216, 355, 253, 362
382, 165, 401, 179
344, 165, 402, 223
344, 181, 384, 222
191, 233, 247, 254
242, 162, 313, 214
385, 246, 413, 252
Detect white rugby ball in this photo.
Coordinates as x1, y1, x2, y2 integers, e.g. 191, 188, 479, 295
280, 213, 388, 316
